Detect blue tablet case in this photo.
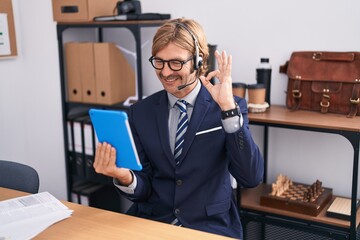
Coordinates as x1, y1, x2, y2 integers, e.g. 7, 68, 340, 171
89, 109, 142, 171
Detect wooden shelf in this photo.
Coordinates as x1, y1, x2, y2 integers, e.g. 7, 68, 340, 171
241, 183, 360, 229
243, 105, 360, 239
248, 105, 360, 132
56, 20, 168, 26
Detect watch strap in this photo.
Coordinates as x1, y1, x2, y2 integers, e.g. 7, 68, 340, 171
221, 103, 240, 119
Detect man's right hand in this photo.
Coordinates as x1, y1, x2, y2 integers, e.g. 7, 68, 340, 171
93, 142, 133, 186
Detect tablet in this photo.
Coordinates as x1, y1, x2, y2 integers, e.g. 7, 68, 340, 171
89, 109, 142, 171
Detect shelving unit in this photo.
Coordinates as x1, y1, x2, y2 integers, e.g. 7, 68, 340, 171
240, 105, 360, 240
56, 20, 166, 209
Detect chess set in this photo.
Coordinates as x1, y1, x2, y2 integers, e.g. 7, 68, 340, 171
260, 174, 333, 216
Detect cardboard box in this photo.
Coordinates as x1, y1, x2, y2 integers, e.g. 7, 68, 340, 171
52, 0, 119, 22
64, 42, 135, 105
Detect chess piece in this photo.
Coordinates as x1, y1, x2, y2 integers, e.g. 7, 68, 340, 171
271, 183, 278, 196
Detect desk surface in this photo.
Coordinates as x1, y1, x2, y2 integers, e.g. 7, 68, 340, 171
0, 188, 234, 240
248, 105, 360, 132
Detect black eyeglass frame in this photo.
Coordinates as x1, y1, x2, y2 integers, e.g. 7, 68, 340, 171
148, 55, 194, 71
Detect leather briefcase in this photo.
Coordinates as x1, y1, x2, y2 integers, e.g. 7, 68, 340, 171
280, 51, 360, 117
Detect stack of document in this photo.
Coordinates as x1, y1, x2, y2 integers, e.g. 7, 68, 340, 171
0, 192, 73, 240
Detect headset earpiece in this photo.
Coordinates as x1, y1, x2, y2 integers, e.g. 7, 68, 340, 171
196, 56, 203, 70
175, 22, 202, 70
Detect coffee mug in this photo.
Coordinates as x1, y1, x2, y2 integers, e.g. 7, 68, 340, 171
247, 83, 266, 104
232, 82, 247, 98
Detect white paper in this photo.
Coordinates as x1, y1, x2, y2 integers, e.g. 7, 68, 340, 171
0, 13, 11, 55
0, 192, 73, 240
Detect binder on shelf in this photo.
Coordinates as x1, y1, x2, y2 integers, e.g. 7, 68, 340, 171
94, 43, 135, 105
73, 116, 86, 177
82, 116, 98, 181
66, 110, 89, 176
65, 42, 135, 105
79, 43, 97, 103
66, 120, 76, 175
64, 42, 82, 102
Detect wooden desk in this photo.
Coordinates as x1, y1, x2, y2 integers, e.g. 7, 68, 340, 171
0, 188, 234, 240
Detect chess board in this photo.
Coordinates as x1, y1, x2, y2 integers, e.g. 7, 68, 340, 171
260, 182, 333, 216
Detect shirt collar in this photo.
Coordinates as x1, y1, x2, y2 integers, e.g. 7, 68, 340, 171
168, 80, 201, 108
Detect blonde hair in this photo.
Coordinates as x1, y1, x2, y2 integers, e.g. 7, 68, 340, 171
152, 18, 209, 76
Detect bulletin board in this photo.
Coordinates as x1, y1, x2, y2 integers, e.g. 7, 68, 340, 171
0, 0, 17, 58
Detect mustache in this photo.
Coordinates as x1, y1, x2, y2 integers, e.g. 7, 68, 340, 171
159, 73, 181, 81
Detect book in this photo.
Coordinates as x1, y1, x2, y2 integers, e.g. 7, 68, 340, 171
326, 196, 360, 220
89, 109, 142, 171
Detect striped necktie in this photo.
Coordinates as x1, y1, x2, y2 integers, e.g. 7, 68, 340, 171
174, 99, 189, 162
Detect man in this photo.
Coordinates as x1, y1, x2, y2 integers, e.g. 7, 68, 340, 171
94, 18, 263, 239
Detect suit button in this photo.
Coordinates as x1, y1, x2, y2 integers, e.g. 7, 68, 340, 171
176, 180, 182, 186
175, 209, 180, 214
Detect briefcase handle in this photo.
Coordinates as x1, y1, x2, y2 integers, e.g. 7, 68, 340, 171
312, 52, 355, 62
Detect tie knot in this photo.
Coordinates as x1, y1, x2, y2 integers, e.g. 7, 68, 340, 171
175, 100, 188, 113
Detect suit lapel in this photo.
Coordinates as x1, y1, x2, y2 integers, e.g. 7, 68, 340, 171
179, 86, 212, 164
155, 92, 175, 167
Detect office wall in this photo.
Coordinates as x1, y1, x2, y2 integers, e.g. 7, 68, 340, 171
0, 0, 359, 200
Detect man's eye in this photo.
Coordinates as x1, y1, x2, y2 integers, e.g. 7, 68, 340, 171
170, 61, 182, 67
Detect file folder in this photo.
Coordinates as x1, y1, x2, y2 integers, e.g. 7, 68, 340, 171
73, 116, 86, 177
65, 42, 82, 102
79, 43, 97, 103
66, 110, 89, 176
66, 120, 76, 175
82, 117, 96, 180
93, 43, 135, 105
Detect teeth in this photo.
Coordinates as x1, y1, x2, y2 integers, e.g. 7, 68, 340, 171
165, 77, 177, 82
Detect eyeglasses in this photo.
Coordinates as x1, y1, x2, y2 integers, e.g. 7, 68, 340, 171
148, 55, 193, 71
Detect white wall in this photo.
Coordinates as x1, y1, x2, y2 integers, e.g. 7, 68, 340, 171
0, 0, 359, 200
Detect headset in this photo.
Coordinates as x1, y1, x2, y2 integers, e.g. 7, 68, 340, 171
175, 22, 203, 71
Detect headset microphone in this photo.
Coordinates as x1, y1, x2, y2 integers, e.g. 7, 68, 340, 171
177, 77, 197, 90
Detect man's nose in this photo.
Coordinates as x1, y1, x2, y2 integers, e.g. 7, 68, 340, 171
161, 63, 174, 75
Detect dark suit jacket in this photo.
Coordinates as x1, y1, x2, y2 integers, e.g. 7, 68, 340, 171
120, 85, 264, 239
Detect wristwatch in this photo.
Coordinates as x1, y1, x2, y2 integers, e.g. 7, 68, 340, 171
221, 102, 240, 119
